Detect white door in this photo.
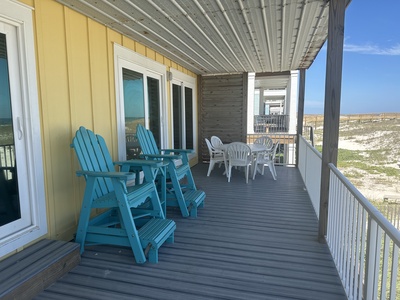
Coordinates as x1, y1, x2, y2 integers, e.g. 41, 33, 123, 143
0, 1, 47, 257
0, 23, 32, 232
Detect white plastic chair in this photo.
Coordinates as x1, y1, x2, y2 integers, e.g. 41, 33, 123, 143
226, 142, 252, 184
205, 138, 226, 176
211, 136, 224, 149
254, 136, 273, 151
252, 142, 279, 180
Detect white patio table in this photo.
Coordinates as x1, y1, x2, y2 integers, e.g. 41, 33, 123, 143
215, 143, 267, 178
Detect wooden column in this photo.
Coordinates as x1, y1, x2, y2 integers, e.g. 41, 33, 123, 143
318, 0, 346, 242
296, 69, 306, 167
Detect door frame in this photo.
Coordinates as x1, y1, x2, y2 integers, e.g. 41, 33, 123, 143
0, 1, 47, 257
114, 43, 167, 160
170, 68, 198, 159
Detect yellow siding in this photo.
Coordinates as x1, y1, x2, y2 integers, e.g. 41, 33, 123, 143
22, 0, 197, 241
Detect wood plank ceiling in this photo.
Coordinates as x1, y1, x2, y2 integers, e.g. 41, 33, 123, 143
56, 0, 333, 75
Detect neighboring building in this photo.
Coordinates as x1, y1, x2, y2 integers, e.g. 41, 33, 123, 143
248, 71, 299, 135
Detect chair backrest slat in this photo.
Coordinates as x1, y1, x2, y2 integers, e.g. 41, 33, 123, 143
137, 124, 160, 157
71, 126, 115, 197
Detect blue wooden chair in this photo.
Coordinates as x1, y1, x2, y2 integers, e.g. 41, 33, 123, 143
71, 126, 176, 264
136, 124, 205, 217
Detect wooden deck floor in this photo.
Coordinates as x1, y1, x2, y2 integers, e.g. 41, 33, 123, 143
36, 164, 346, 300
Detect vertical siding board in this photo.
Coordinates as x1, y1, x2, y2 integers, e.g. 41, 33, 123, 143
66, 9, 92, 129
88, 19, 111, 140
105, 28, 122, 157
122, 36, 135, 51
64, 7, 92, 237
146, 48, 156, 60
135, 42, 146, 55
35, 0, 72, 239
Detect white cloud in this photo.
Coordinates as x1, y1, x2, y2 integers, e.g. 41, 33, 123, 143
344, 43, 400, 55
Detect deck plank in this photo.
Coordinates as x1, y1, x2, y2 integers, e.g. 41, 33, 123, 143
36, 164, 346, 300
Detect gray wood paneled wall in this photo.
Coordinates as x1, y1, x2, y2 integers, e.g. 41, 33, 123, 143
199, 73, 248, 162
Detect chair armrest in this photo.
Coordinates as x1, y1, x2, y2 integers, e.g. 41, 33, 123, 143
76, 170, 134, 180
162, 148, 194, 154
140, 153, 182, 160
114, 159, 165, 168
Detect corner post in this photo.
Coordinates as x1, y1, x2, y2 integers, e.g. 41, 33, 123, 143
296, 69, 306, 167
318, 0, 346, 242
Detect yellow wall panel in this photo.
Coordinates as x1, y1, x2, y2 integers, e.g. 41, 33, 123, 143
106, 28, 123, 157
122, 36, 136, 52
88, 19, 112, 139
135, 42, 146, 56
146, 48, 156, 60
35, 0, 74, 239
164, 57, 171, 67
156, 53, 164, 64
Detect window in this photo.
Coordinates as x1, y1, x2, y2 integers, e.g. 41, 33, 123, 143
171, 69, 197, 155
114, 44, 167, 160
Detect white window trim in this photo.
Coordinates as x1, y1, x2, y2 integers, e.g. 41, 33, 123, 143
170, 68, 198, 159
114, 43, 167, 160
0, 0, 47, 257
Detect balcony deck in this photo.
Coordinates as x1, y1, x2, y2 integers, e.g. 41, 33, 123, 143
36, 164, 346, 300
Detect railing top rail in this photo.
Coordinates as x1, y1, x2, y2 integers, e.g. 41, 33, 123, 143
328, 162, 400, 246
299, 135, 321, 158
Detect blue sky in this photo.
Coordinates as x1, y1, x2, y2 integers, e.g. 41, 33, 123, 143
305, 0, 400, 114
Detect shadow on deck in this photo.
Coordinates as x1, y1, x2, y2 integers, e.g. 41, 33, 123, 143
36, 164, 346, 300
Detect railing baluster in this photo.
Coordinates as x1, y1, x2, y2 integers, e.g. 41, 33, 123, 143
349, 194, 357, 298
380, 234, 390, 299
389, 245, 398, 300
358, 210, 367, 300
365, 217, 378, 299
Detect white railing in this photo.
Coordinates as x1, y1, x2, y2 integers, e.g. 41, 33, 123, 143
298, 135, 321, 217
298, 135, 400, 299
327, 164, 400, 300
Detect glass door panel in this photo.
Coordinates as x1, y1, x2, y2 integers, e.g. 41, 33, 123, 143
122, 68, 144, 160
185, 87, 194, 149
147, 77, 160, 148
172, 84, 182, 149
0, 33, 19, 226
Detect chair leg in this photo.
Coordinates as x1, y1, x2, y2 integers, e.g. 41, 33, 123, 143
252, 162, 258, 180
207, 160, 215, 176
272, 163, 277, 179
268, 163, 277, 180
245, 166, 249, 184
227, 166, 232, 182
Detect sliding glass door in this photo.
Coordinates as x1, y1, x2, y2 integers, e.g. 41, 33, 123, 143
0, 5, 46, 254
121, 67, 162, 159
171, 69, 196, 154
115, 45, 166, 161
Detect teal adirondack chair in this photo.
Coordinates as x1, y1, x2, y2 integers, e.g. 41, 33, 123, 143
71, 126, 176, 263
136, 124, 205, 217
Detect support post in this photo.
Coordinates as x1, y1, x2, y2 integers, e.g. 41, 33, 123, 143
318, 0, 346, 242
296, 69, 306, 167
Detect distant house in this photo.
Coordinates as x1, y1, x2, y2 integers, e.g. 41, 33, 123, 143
248, 71, 299, 135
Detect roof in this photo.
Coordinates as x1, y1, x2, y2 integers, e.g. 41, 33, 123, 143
56, 0, 336, 75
